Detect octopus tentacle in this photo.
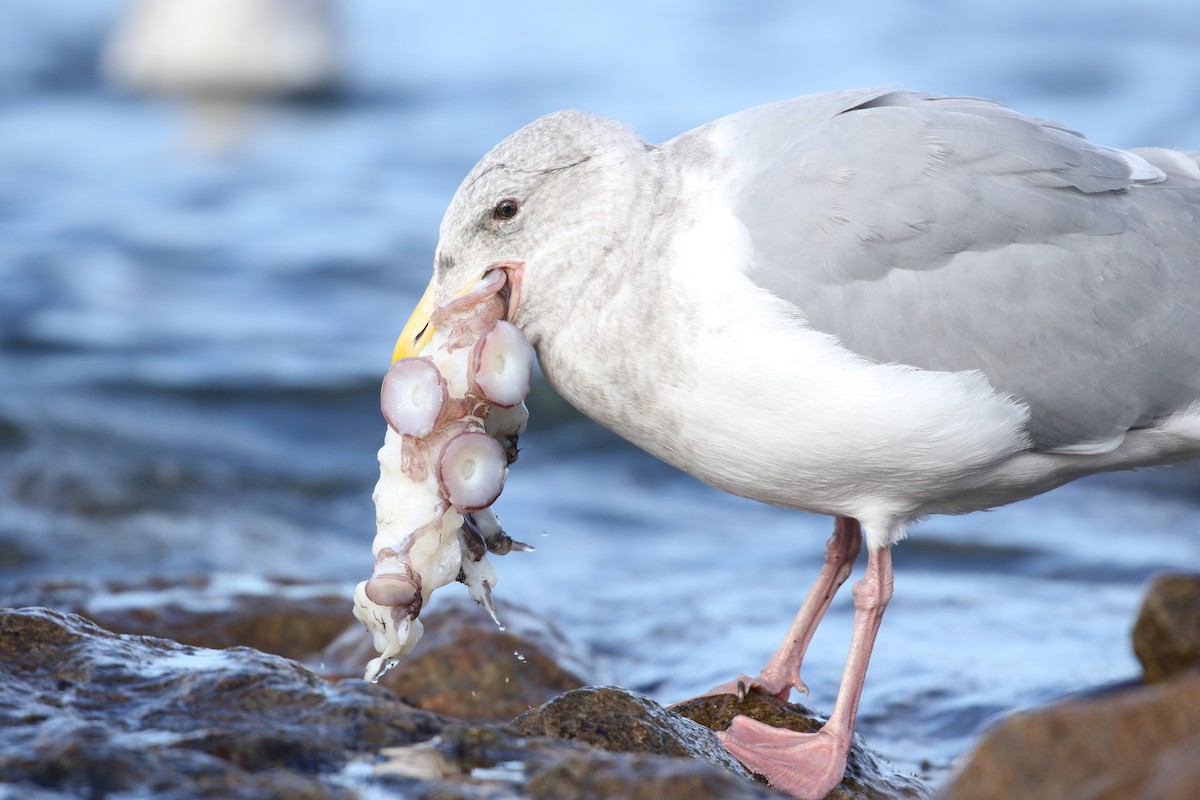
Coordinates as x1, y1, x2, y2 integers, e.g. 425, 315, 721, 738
353, 265, 536, 681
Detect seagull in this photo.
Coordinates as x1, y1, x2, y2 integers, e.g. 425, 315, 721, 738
105, 0, 339, 98
104, 0, 339, 149
392, 88, 1200, 798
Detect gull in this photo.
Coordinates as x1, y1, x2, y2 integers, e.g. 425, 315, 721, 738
104, 0, 339, 149
392, 88, 1200, 798
105, 0, 339, 98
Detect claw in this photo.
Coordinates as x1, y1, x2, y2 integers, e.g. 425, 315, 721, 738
486, 530, 514, 554
464, 507, 536, 555
458, 514, 488, 562
483, 531, 535, 554
477, 579, 502, 628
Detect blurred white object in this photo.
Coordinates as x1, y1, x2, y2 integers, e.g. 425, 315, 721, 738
105, 0, 339, 99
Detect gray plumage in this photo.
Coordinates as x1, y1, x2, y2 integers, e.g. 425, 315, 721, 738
424, 88, 1200, 532
712, 89, 1200, 451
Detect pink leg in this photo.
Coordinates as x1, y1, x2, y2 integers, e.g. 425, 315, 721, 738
718, 545, 894, 799
708, 517, 862, 699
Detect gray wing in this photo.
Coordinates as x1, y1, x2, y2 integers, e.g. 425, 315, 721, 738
727, 90, 1200, 451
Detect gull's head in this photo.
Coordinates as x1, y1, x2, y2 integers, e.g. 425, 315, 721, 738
393, 110, 654, 362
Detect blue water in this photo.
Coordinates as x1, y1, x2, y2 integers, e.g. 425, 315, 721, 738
3, 0, 1200, 784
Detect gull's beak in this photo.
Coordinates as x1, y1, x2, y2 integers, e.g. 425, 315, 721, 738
392, 261, 524, 363
392, 279, 437, 362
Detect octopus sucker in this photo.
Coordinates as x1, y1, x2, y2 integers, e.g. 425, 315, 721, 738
380, 356, 446, 438
471, 320, 535, 408
436, 429, 508, 512
352, 266, 535, 682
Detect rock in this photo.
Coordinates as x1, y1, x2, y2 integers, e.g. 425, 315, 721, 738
0, 582, 928, 799
1, 575, 594, 723
940, 672, 1200, 800
322, 595, 591, 721
511, 686, 753, 779
1, 573, 351, 660
673, 692, 933, 800
380, 721, 789, 800
0, 607, 805, 799
1132, 573, 1200, 682
0, 607, 443, 799
520, 746, 785, 800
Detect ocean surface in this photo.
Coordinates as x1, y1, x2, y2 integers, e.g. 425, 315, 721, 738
3, 0, 1200, 783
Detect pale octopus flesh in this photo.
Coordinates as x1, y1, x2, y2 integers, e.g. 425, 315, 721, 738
352, 268, 534, 682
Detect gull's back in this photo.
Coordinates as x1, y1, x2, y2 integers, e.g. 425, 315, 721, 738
683, 89, 1200, 457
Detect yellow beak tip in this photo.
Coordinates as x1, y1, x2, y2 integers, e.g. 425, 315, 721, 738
392, 280, 438, 362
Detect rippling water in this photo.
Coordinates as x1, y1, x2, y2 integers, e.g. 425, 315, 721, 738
3, 0, 1200, 783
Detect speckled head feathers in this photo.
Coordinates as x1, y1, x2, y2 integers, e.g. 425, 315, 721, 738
468, 109, 644, 176
430, 109, 657, 336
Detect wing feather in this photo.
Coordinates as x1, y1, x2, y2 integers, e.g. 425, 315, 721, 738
694, 90, 1200, 450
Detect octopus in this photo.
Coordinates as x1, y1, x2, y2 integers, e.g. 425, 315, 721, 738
351, 268, 534, 682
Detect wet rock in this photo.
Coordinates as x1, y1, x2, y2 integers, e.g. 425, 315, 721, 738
379, 722, 787, 800
673, 692, 933, 800
3, 574, 592, 722
520, 746, 786, 800
1, 573, 351, 660
512, 686, 752, 778
0, 607, 799, 799
940, 672, 1200, 800
0, 607, 443, 799
1132, 572, 1200, 683
321, 595, 593, 721
0, 586, 928, 799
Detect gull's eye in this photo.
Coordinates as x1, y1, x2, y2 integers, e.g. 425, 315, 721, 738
492, 198, 521, 221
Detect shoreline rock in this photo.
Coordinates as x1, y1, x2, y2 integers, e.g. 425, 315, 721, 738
940, 674, 1200, 800
0, 576, 930, 799
941, 572, 1200, 800
0, 572, 352, 659
3, 606, 791, 799
10, 572, 1199, 799
1133, 572, 1200, 683
320, 595, 594, 721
